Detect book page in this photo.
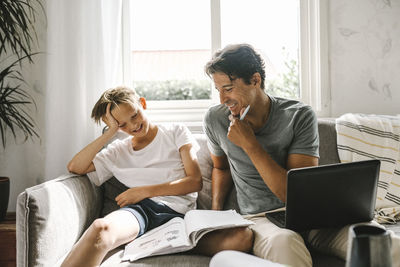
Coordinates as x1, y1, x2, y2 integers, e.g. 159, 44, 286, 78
264, 206, 286, 214
122, 217, 190, 262
184, 210, 254, 244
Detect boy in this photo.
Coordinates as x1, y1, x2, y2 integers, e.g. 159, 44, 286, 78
61, 86, 203, 267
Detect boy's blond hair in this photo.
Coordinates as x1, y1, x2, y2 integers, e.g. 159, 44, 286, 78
91, 86, 140, 124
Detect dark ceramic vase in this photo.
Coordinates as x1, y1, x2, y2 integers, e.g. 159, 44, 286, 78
346, 224, 392, 267
0, 177, 10, 222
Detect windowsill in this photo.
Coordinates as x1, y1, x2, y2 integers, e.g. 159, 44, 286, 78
146, 99, 214, 110
146, 108, 206, 134
145, 96, 330, 133
146, 100, 215, 133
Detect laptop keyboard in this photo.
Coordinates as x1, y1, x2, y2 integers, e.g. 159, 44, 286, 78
266, 211, 286, 225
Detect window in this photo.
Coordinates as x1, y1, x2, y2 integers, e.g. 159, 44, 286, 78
220, 0, 300, 100
122, 0, 329, 130
128, 0, 211, 102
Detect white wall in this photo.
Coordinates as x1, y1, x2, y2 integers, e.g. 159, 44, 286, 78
329, 0, 400, 117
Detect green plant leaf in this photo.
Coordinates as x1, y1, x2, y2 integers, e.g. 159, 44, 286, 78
0, 0, 44, 61
0, 55, 39, 148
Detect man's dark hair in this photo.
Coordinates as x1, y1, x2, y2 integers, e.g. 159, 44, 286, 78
205, 43, 266, 89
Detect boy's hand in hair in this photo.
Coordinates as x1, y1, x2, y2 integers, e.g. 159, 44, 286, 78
102, 103, 119, 134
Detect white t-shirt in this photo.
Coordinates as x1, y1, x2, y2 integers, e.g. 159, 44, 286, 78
87, 123, 199, 214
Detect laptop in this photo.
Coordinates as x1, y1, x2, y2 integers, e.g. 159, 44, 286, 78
265, 159, 380, 231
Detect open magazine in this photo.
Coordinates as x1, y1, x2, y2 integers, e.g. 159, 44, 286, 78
122, 209, 254, 262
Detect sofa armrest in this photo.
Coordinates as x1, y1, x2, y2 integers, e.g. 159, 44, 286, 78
16, 174, 103, 267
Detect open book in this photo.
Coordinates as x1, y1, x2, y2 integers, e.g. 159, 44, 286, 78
122, 209, 253, 262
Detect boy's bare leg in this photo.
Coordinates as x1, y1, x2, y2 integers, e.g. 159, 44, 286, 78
61, 210, 140, 267
192, 227, 254, 256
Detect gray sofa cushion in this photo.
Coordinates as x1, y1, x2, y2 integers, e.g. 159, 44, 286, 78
16, 174, 102, 267
101, 177, 129, 216
318, 118, 340, 165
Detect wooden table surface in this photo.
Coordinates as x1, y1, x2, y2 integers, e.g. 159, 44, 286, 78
0, 212, 16, 267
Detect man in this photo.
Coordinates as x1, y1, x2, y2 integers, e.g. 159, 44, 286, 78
197, 43, 400, 267
200, 43, 335, 267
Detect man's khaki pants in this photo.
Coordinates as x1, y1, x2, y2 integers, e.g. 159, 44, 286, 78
245, 212, 400, 267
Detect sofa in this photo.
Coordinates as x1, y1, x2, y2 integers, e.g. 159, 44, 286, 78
16, 118, 400, 267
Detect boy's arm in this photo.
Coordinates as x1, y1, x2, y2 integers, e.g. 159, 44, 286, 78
210, 154, 233, 210
115, 143, 203, 207
67, 103, 119, 174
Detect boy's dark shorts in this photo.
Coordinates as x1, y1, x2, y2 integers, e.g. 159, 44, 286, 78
120, 198, 184, 237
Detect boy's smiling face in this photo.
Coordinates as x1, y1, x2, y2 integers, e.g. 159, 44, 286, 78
111, 99, 150, 138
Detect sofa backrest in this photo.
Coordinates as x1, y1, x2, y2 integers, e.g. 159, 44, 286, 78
317, 118, 340, 165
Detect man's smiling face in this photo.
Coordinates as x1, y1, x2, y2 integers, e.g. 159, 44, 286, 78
212, 72, 255, 117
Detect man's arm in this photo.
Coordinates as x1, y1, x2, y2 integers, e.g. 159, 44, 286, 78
227, 118, 318, 202
192, 154, 253, 257
210, 154, 233, 210
244, 144, 317, 202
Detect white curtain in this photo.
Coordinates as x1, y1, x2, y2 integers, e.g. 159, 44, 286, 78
45, 0, 123, 180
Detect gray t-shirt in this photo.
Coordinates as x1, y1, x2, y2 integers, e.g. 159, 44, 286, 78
204, 95, 319, 214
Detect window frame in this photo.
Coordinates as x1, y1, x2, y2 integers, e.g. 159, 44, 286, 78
121, 0, 330, 131
299, 0, 330, 117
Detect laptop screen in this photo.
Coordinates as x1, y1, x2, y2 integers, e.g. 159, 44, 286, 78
284, 160, 380, 231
